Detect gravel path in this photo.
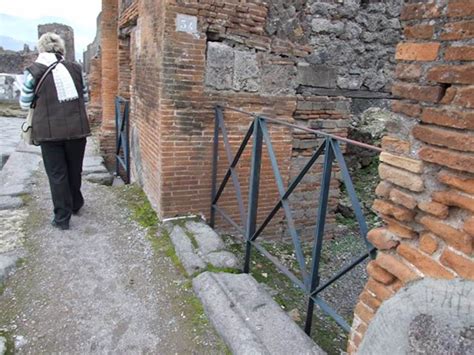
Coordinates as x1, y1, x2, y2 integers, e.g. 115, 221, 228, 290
0, 167, 226, 353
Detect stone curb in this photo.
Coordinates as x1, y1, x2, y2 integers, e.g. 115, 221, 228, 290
193, 272, 325, 355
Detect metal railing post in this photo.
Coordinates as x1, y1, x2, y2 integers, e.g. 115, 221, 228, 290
115, 97, 120, 177
210, 106, 221, 228
244, 117, 263, 274
124, 101, 130, 184
305, 137, 334, 335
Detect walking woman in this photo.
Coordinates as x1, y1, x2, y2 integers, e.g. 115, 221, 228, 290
20, 33, 91, 230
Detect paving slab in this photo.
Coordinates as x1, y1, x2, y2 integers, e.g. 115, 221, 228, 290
186, 221, 225, 255
205, 251, 240, 269
14, 141, 41, 155
193, 272, 325, 355
0, 196, 24, 210
0, 252, 20, 283
0, 151, 41, 197
168, 224, 206, 275
84, 172, 113, 186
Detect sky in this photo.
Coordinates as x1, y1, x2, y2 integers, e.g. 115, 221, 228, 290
0, 0, 102, 60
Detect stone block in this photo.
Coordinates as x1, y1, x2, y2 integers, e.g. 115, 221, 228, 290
84, 173, 113, 186
0, 151, 41, 197
296, 63, 336, 88
193, 272, 324, 355
0, 253, 19, 283
205, 251, 240, 269
185, 221, 225, 255
337, 74, 363, 90
168, 224, 206, 276
261, 64, 296, 95
311, 18, 344, 35
205, 42, 234, 90
233, 50, 259, 92
0, 196, 24, 210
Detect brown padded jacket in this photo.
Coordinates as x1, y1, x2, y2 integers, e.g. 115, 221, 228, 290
27, 61, 91, 143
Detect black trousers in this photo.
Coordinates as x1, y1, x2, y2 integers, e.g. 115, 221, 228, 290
40, 138, 87, 225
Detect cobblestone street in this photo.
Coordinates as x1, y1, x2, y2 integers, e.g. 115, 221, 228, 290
0, 117, 23, 169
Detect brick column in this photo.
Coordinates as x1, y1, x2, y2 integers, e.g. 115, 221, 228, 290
100, 0, 119, 162
348, 1, 474, 352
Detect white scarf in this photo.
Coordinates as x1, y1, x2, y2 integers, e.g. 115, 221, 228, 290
35, 52, 79, 103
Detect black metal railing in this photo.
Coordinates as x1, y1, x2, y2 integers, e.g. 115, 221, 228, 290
210, 104, 380, 335
115, 96, 130, 184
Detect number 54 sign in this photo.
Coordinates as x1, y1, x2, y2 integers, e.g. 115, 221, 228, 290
176, 14, 198, 34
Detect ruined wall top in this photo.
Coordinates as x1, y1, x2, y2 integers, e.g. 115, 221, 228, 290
38, 23, 75, 62
0, 47, 37, 74
83, 13, 102, 73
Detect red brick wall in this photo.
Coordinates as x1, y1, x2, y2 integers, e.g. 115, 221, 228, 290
100, 0, 119, 162
349, 1, 474, 352
96, 0, 351, 240
116, 0, 344, 235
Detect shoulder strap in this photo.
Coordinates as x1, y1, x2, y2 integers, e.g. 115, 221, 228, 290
31, 60, 62, 108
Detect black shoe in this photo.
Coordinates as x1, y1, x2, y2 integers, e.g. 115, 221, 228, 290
51, 219, 70, 230
72, 202, 84, 215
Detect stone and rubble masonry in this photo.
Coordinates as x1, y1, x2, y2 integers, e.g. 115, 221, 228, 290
92, 0, 404, 241
348, 1, 474, 353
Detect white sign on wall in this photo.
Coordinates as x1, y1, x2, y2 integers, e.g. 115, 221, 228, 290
176, 14, 198, 34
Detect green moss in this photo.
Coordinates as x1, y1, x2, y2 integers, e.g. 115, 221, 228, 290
119, 184, 159, 229
0, 331, 15, 355
204, 264, 241, 275
149, 227, 185, 274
